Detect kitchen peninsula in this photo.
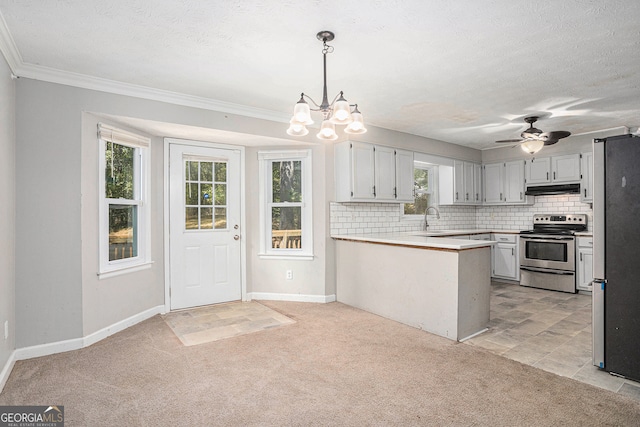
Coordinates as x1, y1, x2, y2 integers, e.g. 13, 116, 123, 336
333, 232, 495, 341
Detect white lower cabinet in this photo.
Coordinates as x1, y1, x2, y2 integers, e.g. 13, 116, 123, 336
577, 236, 593, 291
491, 233, 519, 281
470, 233, 491, 240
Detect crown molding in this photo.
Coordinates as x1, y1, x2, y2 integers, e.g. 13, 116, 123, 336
0, 10, 21, 73
0, 10, 290, 124
16, 63, 291, 123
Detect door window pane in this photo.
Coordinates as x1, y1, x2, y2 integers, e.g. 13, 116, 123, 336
109, 205, 138, 260
215, 163, 226, 182
185, 207, 199, 230
186, 161, 198, 181
214, 207, 227, 229
105, 142, 135, 199
200, 183, 213, 205
185, 183, 198, 205
200, 161, 213, 181
200, 207, 213, 229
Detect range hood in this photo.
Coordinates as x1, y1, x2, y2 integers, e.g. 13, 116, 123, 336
525, 183, 581, 196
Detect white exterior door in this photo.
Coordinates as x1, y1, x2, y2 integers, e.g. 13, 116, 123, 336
169, 144, 242, 310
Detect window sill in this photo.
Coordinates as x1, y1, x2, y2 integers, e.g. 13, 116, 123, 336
98, 261, 154, 279
258, 254, 314, 261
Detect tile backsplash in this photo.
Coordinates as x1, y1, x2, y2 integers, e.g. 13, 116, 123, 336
330, 194, 592, 236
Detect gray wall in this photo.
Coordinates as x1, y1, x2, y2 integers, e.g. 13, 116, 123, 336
80, 114, 165, 336
245, 143, 333, 299
0, 55, 16, 374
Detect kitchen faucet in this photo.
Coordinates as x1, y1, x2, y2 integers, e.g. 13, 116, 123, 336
424, 206, 441, 230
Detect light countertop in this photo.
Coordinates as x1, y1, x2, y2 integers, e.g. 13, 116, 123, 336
332, 231, 496, 250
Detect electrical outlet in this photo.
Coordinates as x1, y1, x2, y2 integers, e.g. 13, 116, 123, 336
286, 270, 293, 280
4, 320, 8, 340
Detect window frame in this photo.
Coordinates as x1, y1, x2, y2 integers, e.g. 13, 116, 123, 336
403, 161, 439, 218
98, 123, 152, 277
258, 149, 313, 260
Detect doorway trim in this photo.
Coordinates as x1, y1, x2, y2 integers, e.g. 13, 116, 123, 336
163, 138, 247, 313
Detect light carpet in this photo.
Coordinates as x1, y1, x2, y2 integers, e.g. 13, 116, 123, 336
1, 301, 639, 426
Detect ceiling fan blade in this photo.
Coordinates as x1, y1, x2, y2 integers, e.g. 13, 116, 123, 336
543, 140, 559, 146
540, 131, 571, 141
495, 139, 523, 143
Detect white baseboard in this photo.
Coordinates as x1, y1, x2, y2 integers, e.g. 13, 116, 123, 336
249, 292, 336, 303
0, 351, 16, 394
13, 305, 165, 361
83, 305, 164, 347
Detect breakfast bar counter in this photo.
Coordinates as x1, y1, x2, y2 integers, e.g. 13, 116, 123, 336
333, 232, 495, 341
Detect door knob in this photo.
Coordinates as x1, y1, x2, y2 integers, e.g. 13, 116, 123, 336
234, 235, 240, 240
234, 224, 239, 229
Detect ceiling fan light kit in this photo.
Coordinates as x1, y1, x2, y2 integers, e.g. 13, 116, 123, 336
496, 116, 571, 154
286, 31, 367, 140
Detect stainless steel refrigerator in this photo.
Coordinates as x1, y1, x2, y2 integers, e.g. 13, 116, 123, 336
593, 134, 640, 382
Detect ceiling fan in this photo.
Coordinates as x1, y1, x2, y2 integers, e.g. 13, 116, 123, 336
496, 116, 571, 154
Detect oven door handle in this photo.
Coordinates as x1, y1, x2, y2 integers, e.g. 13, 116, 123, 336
520, 236, 575, 241
520, 266, 574, 276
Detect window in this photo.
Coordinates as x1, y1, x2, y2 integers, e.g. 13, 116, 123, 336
184, 159, 227, 230
404, 162, 438, 216
258, 150, 313, 259
98, 124, 151, 276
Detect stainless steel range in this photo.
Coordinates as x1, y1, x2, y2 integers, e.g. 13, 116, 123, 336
519, 214, 587, 293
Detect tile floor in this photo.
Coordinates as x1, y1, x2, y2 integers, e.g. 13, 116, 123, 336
162, 301, 295, 346
465, 281, 640, 401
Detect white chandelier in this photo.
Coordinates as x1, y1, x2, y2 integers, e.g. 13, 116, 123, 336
286, 31, 366, 141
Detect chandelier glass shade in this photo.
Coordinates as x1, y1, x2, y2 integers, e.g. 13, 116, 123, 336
286, 31, 366, 140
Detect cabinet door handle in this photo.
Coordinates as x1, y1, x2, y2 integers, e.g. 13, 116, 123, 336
456, 192, 458, 200
373, 186, 376, 197
466, 193, 469, 200
512, 248, 514, 256
520, 192, 523, 200
546, 172, 549, 180
580, 253, 583, 261
554, 171, 556, 180
476, 193, 479, 201
500, 193, 503, 200
584, 188, 587, 197
394, 187, 397, 198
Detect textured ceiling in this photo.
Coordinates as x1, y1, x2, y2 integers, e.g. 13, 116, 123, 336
1, 0, 639, 149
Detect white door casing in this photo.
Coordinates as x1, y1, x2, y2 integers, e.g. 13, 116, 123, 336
169, 144, 242, 310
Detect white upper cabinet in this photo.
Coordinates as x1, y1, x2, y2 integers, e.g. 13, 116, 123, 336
395, 149, 415, 202
474, 163, 483, 204
525, 153, 581, 185
350, 141, 376, 200
552, 154, 581, 182
504, 160, 526, 203
580, 151, 593, 202
334, 141, 414, 203
374, 145, 396, 201
525, 157, 551, 184
441, 160, 481, 205
483, 161, 531, 205
483, 162, 504, 204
